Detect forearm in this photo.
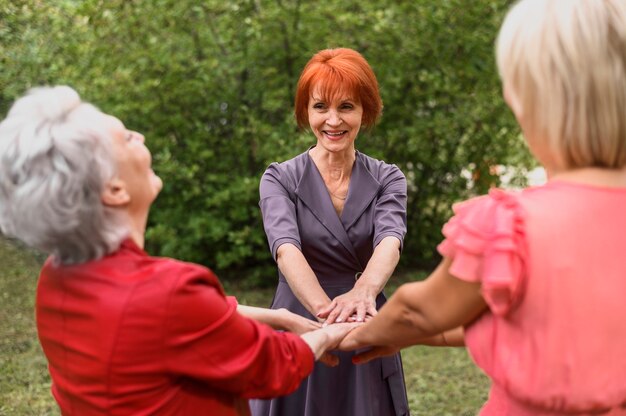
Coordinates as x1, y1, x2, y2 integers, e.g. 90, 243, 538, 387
277, 243, 331, 316
237, 304, 322, 334
349, 282, 440, 347
417, 327, 465, 347
354, 236, 401, 297
236, 305, 287, 330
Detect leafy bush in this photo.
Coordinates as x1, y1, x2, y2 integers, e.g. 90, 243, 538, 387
0, 0, 531, 282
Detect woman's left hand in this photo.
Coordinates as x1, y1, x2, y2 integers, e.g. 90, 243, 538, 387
316, 286, 377, 325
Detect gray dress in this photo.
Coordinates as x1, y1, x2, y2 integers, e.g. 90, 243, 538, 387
250, 149, 410, 416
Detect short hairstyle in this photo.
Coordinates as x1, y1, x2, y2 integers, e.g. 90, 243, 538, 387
0, 86, 128, 264
294, 48, 383, 130
496, 0, 626, 169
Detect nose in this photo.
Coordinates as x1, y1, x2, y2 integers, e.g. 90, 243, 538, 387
326, 110, 342, 127
135, 131, 145, 143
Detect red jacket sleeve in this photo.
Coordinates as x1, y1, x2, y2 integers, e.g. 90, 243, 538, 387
163, 263, 314, 399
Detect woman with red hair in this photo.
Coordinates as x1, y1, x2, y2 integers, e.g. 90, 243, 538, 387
251, 48, 409, 416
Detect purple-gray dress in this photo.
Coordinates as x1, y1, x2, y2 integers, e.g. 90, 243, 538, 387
250, 149, 410, 416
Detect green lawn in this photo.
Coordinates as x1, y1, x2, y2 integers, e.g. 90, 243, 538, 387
0, 237, 489, 415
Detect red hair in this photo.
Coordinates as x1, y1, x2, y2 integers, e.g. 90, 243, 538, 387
294, 48, 383, 129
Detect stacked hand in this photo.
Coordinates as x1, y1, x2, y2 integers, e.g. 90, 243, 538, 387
300, 322, 361, 367
316, 285, 377, 324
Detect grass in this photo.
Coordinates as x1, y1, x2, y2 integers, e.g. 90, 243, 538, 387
0, 237, 490, 415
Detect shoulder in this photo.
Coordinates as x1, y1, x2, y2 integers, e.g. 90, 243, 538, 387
105, 247, 225, 299
261, 150, 309, 188
356, 151, 405, 184
151, 257, 223, 294
439, 188, 526, 315
451, 188, 521, 224
154, 258, 234, 331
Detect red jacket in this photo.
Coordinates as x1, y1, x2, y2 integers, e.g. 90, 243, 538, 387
36, 239, 314, 415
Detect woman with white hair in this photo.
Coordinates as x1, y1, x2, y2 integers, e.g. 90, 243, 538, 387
0, 86, 356, 415
339, 0, 626, 414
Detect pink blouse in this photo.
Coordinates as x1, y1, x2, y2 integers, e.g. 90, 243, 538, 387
438, 181, 626, 415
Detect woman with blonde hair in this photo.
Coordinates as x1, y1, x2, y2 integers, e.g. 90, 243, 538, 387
340, 0, 626, 414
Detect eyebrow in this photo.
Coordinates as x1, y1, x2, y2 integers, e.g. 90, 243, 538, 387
310, 96, 355, 103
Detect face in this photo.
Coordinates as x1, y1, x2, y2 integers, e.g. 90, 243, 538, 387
104, 113, 162, 212
307, 85, 363, 154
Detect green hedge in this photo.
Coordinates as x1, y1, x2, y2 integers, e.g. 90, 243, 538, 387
0, 0, 532, 283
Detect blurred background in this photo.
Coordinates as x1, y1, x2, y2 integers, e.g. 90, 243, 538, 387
0, 0, 535, 285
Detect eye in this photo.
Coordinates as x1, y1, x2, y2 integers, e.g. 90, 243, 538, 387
340, 103, 354, 110
312, 102, 326, 110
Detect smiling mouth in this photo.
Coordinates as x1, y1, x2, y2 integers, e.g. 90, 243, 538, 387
323, 130, 348, 139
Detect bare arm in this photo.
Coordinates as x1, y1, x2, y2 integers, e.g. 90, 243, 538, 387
236, 304, 322, 335
349, 327, 465, 364
418, 326, 465, 347
276, 243, 332, 319
318, 236, 401, 324
339, 257, 487, 353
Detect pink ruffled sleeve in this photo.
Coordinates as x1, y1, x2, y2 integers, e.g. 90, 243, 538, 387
437, 189, 526, 316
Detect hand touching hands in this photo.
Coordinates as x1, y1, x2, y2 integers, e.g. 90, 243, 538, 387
300, 322, 361, 366
316, 285, 377, 324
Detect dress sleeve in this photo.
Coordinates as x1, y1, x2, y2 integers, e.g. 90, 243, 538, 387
164, 264, 314, 399
259, 163, 301, 260
373, 165, 408, 251
437, 189, 526, 316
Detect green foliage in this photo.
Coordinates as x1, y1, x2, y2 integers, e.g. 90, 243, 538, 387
0, 0, 532, 280
0, 238, 57, 415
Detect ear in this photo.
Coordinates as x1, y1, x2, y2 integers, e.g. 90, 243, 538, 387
101, 178, 130, 207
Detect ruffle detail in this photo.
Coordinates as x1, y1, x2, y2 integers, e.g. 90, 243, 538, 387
437, 188, 527, 316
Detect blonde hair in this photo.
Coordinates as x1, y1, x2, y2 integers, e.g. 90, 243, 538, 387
0, 86, 128, 264
496, 0, 626, 168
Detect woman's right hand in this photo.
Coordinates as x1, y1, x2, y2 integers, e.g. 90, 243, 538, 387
300, 322, 361, 365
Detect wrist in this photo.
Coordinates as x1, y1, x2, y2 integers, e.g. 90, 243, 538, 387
353, 278, 379, 297
301, 330, 330, 360
312, 300, 332, 317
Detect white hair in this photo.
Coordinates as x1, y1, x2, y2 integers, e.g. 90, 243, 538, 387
496, 0, 626, 168
0, 86, 128, 264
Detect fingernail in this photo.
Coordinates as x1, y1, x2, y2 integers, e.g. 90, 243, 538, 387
336, 318, 342, 323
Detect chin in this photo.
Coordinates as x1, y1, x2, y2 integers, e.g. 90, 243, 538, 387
151, 176, 164, 197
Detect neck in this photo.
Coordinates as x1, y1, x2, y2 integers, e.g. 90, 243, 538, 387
125, 209, 149, 249
309, 146, 355, 179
